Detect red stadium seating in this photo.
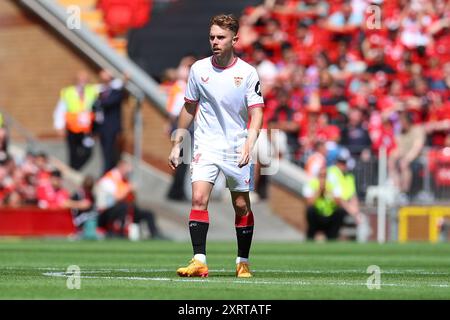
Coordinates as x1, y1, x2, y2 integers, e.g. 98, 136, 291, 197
98, 0, 152, 36
0, 207, 76, 237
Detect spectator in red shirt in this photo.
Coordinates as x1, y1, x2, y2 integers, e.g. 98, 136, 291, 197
34, 152, 52, 185
37, 169, 70, 209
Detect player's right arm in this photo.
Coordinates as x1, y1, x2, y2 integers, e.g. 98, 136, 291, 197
169, 62, 200, 170
168, 101, 197, 170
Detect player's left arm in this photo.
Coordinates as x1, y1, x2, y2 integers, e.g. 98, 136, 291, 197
239, 69, 265, 168
238, 106, 263, 168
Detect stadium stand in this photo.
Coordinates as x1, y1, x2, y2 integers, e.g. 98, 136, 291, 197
0, 207, 76, 237
55, 0, 153, 56
1, 0, 449, 242
161, 0, 450, 240
228, 0, 450, 204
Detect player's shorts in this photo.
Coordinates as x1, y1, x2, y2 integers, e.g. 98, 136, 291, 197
190, 146, 254, 192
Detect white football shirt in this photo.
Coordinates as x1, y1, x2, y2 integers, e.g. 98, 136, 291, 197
184, 56, 264, 153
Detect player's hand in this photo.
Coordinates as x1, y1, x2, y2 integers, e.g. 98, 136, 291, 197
168, 145, 181, 170
238, 144, 250, 168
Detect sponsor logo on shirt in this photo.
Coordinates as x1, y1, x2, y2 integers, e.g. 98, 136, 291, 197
255, 81, 262, 96
201, 76, 209, 83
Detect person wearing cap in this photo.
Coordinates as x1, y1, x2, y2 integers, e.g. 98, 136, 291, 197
303, 166, 346, 240
303, 148, 362, 241
327, 148, 362, 223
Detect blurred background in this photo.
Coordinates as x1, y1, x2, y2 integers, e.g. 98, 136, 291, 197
0, 0, 449, 244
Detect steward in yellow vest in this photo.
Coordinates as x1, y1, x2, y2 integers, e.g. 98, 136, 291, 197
303, 149, 362, 240
61, 84, 98, 134
303, 166, 347, 240
327, 149, 362, 223
53, 70, 99, 170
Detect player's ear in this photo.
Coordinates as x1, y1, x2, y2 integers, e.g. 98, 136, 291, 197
232, 34, 239, 45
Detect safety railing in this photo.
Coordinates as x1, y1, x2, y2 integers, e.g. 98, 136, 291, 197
0, 107, 41, 153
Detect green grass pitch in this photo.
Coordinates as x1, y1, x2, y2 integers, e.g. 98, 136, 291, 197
0, 239, 449, 299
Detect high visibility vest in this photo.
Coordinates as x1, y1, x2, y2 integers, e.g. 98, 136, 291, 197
61, 85, 98, 133
166, 80, 185, 116
309, 178, 337, 217
0, 112, 3, 128
102, 168, 129, 199
327, 165, 356, 201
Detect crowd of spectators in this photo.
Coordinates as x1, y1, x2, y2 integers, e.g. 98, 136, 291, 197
0, 150, 63, 208
239, 0, 448, 155
0, 147, 164, 239
161, 0, 450, 200
176, 0, 448, 198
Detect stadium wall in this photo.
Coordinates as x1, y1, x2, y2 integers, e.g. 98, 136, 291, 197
269, 183, 307, 233
0, 0, 170, 161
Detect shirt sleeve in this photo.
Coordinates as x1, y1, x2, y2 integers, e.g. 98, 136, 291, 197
246, 68, 265, 109
302, 180, 316, 198
327, 172, 342, 198
53, 99, 66, 130
184, 66, 200, 103
95, 179, 116, 211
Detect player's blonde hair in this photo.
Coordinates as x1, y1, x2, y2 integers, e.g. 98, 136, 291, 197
209, 14, 239, 35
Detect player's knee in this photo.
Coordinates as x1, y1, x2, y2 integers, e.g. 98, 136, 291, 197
191, 192, 208, 209
234, 199, 249, 217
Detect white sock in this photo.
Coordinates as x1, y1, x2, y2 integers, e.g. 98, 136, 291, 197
236, 257, 249, 264
194, 254, 206, 264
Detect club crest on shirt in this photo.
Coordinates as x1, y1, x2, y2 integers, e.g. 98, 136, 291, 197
192, 153, 202, 164
234, 76, 243, 87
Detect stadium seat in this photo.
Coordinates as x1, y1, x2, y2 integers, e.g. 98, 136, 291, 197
0, 207, 76, 237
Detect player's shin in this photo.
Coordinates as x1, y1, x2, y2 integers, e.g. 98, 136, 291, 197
235, 211, 254, 262
189, 209, 209, 264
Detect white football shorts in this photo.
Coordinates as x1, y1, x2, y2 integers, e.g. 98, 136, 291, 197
190, 146, 254, 192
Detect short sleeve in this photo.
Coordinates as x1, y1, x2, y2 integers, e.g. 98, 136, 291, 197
331, 184, 342, 198
302, 180, 316, 198
246, 69, 265, 109
184, 66, 200, 104
327, 173, 342, 198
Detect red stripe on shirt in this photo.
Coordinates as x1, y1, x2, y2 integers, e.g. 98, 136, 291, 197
248, 103, 265, 109
211, 56, 238, 70
184, 97, 199, 104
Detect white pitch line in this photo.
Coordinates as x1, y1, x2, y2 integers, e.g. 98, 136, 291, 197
41, 271, 450, 288
39, 267, 450, 275
1, 266, 448, 276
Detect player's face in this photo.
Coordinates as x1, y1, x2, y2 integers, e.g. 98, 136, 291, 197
209, 25, 237, 58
